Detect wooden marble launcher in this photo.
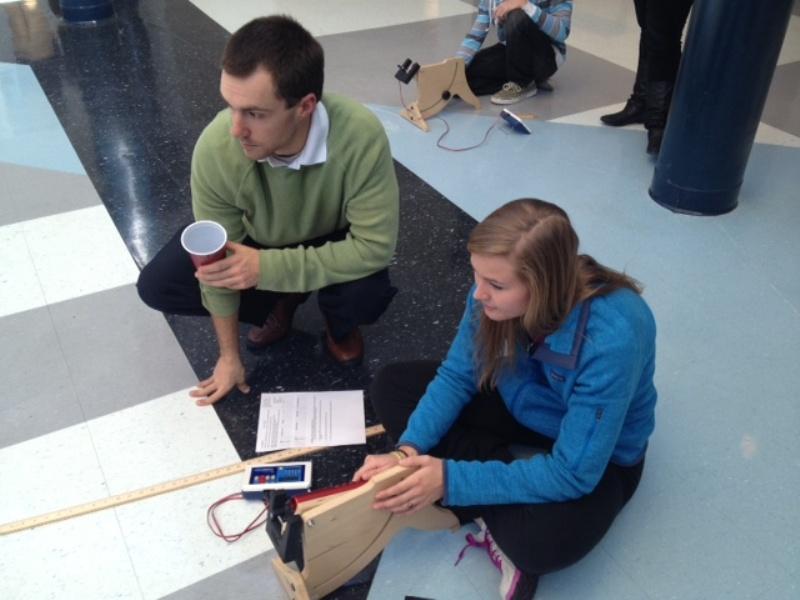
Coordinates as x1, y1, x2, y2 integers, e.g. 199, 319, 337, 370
268, 465, 460, 600
399, 57, 481, 132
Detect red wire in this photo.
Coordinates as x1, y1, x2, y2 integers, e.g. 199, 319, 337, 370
398, 81, 501, 152
432, 116, 500, 152
206, 493, 269, 543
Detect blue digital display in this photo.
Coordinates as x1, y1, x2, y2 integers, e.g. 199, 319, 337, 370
249, 465, 306, 485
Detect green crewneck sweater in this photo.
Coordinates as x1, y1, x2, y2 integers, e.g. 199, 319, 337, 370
190, 94, 399, 317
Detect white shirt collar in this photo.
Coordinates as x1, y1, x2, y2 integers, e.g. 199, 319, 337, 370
260, 101, 329, 170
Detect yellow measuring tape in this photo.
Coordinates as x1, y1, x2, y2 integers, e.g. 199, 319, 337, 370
0, 424, 385, 536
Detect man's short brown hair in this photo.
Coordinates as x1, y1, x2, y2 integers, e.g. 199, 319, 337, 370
222, 15, 324, 107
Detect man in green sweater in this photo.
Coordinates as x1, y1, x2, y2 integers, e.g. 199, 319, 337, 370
137, 16, 399, 405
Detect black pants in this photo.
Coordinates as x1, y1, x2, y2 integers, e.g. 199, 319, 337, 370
466, 9, 558, 96
371, 361, 644, 576
638, 0, 694, 83
136, 226, 397, 340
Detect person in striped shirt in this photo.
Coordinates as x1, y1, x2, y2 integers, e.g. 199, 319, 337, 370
456, 0, 573, 105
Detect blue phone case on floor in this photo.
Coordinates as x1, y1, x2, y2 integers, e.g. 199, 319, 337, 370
500, 108, 532, 134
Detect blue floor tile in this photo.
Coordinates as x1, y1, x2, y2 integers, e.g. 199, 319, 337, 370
0, 63, 84, 175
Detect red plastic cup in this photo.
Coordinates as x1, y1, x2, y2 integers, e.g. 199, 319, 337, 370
180, 220, 227, 267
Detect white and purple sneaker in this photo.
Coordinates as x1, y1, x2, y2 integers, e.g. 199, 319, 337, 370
455, 518, 539, 600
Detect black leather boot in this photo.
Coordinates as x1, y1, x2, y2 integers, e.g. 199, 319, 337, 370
601, 96, 646, 127
645, 81, 673, 155
646, 128, 664, 155
601, 32, 648, 127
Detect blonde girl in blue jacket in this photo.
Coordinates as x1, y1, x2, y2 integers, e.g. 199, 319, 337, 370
354, 198, 657, 600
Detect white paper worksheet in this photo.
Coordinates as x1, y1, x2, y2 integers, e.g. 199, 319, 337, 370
255, 390, 366, 452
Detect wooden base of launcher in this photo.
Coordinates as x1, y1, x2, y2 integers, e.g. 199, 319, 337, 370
271, 465, 460, 600
400, 57, 480, 132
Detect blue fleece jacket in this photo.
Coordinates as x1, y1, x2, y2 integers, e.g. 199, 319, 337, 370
398, 287, 657, 506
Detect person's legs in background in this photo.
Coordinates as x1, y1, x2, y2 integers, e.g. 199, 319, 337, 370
465, 10, 557, 105
317, 268, 397, 367
244, 230, 352, 351
503, 9, 557, 91
601, 0, 649, 126
491, 9, 557, 105
138, 225, 396, 366
246, 228, 396, 364
645, 0, 694, 154
137, 225, 285, 324
466, 43, 510, 96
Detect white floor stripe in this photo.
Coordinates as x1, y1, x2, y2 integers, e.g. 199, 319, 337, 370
117, 474, 272, 600
0, 511, 143, 600
551, 104, 800, 148
0, 423, 106, 525
87, 388, 241, 495
0, 223, 47, 318
189, 0, 474, 36
0, 386, 242, 524
0, 205, 139, 317
567, 0, 642, 72
0, 388, 270, 599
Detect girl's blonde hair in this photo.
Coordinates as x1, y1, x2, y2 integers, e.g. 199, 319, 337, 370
466, 198, 641, 389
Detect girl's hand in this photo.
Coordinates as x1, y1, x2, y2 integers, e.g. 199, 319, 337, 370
352, 452, 402, 482
372, 455, 444, 515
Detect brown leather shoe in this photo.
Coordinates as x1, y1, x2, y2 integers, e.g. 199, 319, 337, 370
325, 327, 364, 367
246, 293, 305, 351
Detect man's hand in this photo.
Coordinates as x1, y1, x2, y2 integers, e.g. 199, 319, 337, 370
196, 242, 260, 290
371, 455, 444, 515
494, 0, 527, 23
189, 354, 250, 406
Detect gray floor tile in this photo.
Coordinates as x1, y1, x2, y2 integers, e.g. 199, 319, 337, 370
323, 14, 476, 107
48, 284, 198, 420
509, 46, 637, 120
763, 60, 800, 137
161, 551, 282, 600
323, 15, 637, 121
0, 306, 85, 447
0, 161, 100, 227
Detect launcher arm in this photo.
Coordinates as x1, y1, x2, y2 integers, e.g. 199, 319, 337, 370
401, 57, 480, 132
271, 465, 459, 600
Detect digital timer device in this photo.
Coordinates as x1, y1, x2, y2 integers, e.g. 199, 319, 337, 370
242, 461, 312, 493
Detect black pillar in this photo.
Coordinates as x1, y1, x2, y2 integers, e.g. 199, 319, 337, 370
649, 0, 794, 215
